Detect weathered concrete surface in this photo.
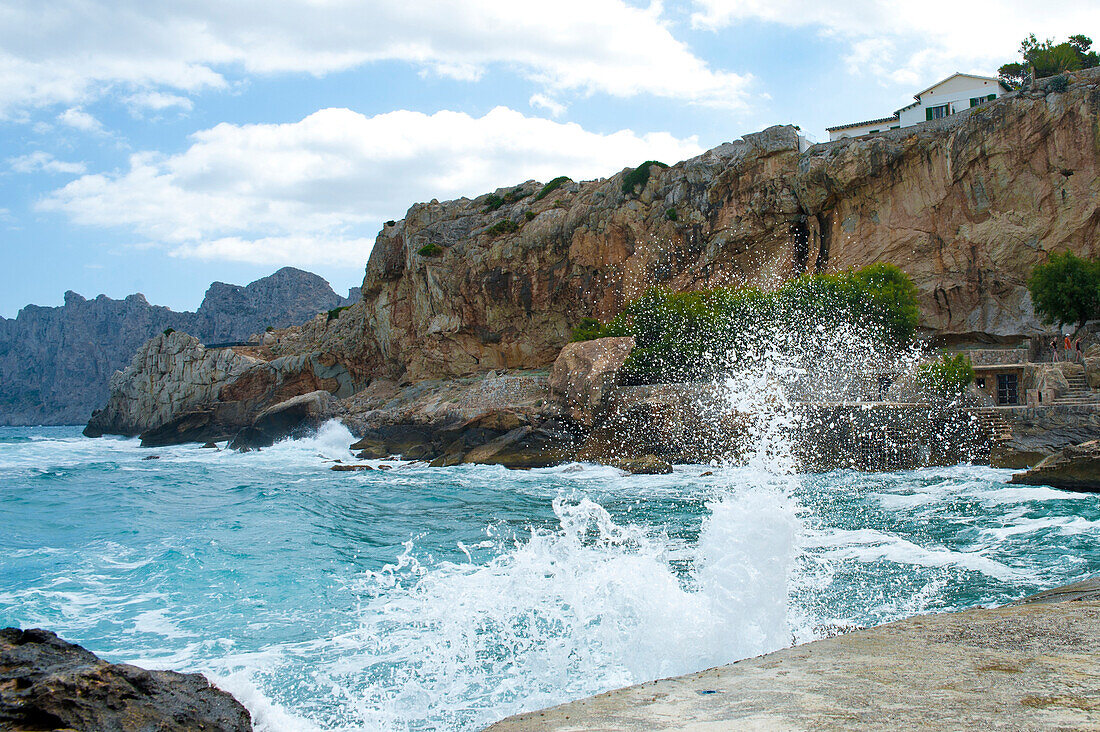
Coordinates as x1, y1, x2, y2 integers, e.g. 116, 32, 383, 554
485, 577, 1100, 731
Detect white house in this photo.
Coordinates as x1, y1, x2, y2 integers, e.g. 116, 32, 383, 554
827, 73, 1011, 141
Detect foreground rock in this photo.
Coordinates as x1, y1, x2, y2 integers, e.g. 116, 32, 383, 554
1010, 439, 1100, 492
0, 627, 251, 731
485, 577, 1100, 731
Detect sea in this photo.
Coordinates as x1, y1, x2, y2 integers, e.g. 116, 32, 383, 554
1, 421, 1098, 731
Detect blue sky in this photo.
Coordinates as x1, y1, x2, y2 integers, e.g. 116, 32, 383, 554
1, 0, 1096, 317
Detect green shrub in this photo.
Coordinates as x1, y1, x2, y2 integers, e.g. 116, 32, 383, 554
486, 219, 519, 237
1049, 74, 1069, 92
571, 317, 606, 342
571, 263, 920, 384
265, 326, 274, 332
385, 219, 396, 227
327, 305, 350, 321
621, 160, 669, 194
1028, 251, 1100, 334
525, 210, 537, 222
162, 328, 175, 336
917, 354, 974, 397
535, 176, 572, 201
417, 243, 444, 257
485, 187, 530, 211
553, 199, 565, 208
666, 207, 678, 221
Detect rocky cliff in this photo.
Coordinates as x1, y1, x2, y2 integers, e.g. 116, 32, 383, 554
268, 68, 1100, 387
0, 267, 358, 425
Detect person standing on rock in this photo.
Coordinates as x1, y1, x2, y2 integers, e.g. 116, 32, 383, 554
1051, 338, 1060, 362
1065, 334, 1073, 361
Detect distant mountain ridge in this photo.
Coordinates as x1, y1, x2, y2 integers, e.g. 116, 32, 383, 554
0, 267, 358, 425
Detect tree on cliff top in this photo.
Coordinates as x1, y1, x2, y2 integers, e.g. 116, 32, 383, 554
1027, 251, 1100, 335
999, 34, 1099, 88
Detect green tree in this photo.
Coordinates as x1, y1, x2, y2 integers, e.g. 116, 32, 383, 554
1000, 34, 1100, 88
917, 354, 974, 398
1027, 251, 1100, 335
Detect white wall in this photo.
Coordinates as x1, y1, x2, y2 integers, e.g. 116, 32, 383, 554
827, 120, 899, 141
898, 76, 1003, 127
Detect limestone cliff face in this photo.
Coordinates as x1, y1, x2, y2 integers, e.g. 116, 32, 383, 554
0, 267, 357, 425
86, 332, 262, 436
272, 70, 1100, 386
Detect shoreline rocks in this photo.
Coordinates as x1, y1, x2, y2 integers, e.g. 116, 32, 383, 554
0, 627, 251, 731
1009, 439, 1100, 493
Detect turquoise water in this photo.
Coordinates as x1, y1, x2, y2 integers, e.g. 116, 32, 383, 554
1, 422, 1098, 731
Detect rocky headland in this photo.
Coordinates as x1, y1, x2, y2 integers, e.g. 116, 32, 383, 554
0, 267, 357, 426
84, 68, 1100, 473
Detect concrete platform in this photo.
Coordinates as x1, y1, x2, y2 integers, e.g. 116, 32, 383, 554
484, 577, 1100, 731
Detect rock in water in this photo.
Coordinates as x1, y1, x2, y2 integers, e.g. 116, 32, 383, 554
0, 627, 251, 731
229, 390, 340, 450
613, 455, 674, 475
1009, 439, 1100, 492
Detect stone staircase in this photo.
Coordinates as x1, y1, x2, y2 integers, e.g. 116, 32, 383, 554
971, 408, 1014, 442
1053, 365, 1100, 406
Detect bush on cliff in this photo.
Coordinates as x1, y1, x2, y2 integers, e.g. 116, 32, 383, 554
486, 219, 519, 237
621, 161, 668, 195
999, 34, 1099, 88
917, 354, 974, 398
573, 264, 920, 384
417, 243, 444, 257
535, 176, 572, 201
1027, 251, 1100, 335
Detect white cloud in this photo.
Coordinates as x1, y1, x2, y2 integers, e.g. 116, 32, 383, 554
124, 91, 194, 114
57, 107, 104, 133
40, 106, 704, 267
691, 0, 1100, 86
529, 94, 567, 118
9, 151, 86, 174
0, 0, 752, 117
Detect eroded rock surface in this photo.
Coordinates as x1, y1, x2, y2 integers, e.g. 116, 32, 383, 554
549, 337, 635, 427
0, 627, 251, 732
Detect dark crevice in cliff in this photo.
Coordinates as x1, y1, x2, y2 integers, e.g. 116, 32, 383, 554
813, 211, 832, 273
789, 218, 810, 276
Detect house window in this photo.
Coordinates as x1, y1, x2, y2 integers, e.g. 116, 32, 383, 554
926, 104, 950, 120
996, 373, 1018, 405
970, 94, 997, 108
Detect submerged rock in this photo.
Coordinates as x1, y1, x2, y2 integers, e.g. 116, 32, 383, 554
331, 464, 374, 471
1009, 439, 1100, 492
0, 627, 251, 731
612, 455, 673, 475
